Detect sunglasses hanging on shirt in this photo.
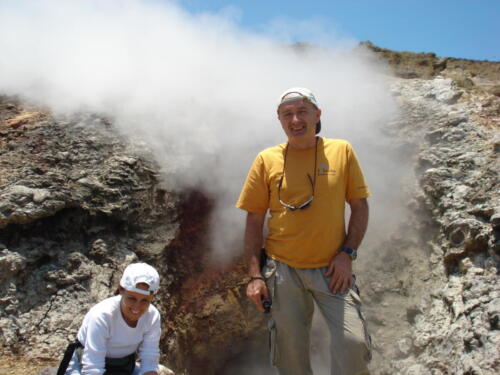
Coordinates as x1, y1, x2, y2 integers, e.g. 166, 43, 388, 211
278, 139, 318, 211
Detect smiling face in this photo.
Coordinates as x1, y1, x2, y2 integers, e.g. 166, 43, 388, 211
119, 283, 153, 327
277, 96, 321, 149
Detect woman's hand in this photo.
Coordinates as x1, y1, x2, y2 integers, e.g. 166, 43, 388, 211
144, 368, 176, 375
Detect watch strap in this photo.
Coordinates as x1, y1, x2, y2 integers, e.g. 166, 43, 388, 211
340, 247, 357, 260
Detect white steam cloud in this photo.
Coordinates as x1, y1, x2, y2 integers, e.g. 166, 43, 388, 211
0, 0, 400, 260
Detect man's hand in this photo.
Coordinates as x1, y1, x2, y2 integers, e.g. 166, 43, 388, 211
325, 252, 353, 294
243, 212, 268, 312
325, 198, 368, 294
246, 278, 270, 312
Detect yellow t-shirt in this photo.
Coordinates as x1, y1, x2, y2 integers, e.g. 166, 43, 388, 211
236, 137, 371, 268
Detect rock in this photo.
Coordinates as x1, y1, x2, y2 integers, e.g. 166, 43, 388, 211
88, 239, 112, 261
0, 249, 27, 280
486, 298, 500, 330
0, 183, 70, 228
491, 213, 500, 230
423, 77, 463, 104
492, 132, 500, 152
444, 218, 489, 259
396, 337, 413, 357
446, 116, 467, 127
487, 84, 500, 97
76, 177, 106, 190
405, 364, 427, 375
425, 128, 445, 144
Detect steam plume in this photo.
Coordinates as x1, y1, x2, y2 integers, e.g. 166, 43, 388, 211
1, 0, 402, 258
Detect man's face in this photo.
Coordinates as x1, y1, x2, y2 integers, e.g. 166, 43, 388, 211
277, 98, 321, 143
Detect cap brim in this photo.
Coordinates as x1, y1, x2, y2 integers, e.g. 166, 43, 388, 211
126, 286, 155, 295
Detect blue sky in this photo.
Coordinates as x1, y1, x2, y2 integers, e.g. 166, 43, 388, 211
177, 0, 499, 61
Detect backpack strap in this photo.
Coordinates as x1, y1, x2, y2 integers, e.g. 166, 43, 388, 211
56, 339, 83, 375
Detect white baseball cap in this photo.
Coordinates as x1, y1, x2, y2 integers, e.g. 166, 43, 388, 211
120, 263, 160, 295
277, 87, 322, 134
277, 87, 320, 110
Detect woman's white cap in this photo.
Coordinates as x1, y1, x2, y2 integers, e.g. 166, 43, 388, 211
120, 263, 160, 295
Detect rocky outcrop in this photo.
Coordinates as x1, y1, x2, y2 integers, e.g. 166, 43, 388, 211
362, 76, 499, 375
0, 98, 179, 359
361, 41, 500, 86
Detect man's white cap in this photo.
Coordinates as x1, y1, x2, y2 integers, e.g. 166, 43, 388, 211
120, 263, 160, 295
277, 87, 322, 134
277, 87, 320, 110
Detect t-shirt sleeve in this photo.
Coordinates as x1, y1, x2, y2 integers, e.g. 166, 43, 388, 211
137, 308, 161, 373
345, 144, 371, 201
81, 312, 110, 374
236, 154, 270, 214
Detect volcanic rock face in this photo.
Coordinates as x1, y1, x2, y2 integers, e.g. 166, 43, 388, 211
0, 100, 180, 360
403, 79, 499, 374
362, 76, 499, 375
0, 51, 499, 375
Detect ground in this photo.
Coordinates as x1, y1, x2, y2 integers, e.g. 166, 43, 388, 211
0, 357, 57, 374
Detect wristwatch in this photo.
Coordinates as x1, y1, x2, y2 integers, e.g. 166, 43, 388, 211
340, 247, 357, 260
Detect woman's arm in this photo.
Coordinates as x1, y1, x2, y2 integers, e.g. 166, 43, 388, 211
80, 313, 110, 374
137, 307, 161, 373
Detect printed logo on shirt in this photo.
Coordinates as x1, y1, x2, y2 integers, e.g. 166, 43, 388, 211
318, 163, 336, 175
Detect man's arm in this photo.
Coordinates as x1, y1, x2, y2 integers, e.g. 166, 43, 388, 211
244, 211, 269, 312
343, 197, 369, 250
325, 198, 369, 294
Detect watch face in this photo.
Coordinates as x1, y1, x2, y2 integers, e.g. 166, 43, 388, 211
342, 247, 357, 260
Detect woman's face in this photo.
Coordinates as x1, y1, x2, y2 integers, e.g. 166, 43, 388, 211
119, 283, 153, 326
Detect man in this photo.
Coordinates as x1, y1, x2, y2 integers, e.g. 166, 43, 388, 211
236, 88, 372, 375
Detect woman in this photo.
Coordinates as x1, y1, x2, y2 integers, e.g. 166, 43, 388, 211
60, 263, 173, 375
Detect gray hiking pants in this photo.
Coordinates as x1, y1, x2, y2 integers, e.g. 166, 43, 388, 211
263, 259, 372, 375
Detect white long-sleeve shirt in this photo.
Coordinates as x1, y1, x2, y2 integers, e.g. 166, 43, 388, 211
76, 295, 161, 374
